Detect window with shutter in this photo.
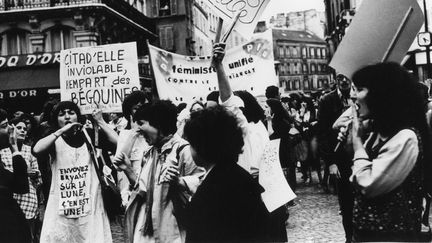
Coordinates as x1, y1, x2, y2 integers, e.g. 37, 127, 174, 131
166, 26, 174, 50
159, 27, 166, 48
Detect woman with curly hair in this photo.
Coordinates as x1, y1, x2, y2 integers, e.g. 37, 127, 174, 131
342, 63, 431, 242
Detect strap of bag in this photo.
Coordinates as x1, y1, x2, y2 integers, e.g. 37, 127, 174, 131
82, 129, 106, 186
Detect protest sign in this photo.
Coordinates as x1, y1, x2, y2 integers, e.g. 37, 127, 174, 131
207, 0, 271, 39
60, 42, 140, 114
148, 30, 277, 104
58, 165, 91, 218
329, 0, 423, 79
259, 139, 296, 212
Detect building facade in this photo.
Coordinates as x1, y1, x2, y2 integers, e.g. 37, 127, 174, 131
323, 0, 359, 58
273, 28, 331, 94
146, 0, 195, 56
0, 0, 156, 114
192, 0, 211, 56
269, 9, 326, 39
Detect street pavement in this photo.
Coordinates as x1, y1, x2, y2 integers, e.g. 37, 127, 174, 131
111, 171, 347, 243
287, 176, 346, 243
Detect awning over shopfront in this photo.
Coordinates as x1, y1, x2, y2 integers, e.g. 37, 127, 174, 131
0, 67, 59, 91
0, 67, 59, 114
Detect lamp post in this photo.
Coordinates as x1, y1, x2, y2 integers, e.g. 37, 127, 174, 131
423, 0, 431, 80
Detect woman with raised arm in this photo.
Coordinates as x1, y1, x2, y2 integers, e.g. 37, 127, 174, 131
34, 101, 117, 243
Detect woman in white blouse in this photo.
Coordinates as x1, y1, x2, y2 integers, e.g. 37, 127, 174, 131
343, 63, 430, 242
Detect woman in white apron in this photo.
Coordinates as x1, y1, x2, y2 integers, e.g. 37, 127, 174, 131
34, 101, 118, 243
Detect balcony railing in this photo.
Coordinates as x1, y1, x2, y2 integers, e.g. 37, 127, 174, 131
0, 0, 103, 11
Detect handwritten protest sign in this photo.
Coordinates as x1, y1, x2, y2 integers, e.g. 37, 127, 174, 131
259, 139, 296, 212
58, 165, 91, 218
60, 42, 140, 114
329, 0, 423, 79
149, 30, 277, 104
207, 0, 271, 39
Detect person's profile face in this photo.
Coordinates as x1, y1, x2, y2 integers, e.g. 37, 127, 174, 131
136, 119, 160, 145
352, 84, 370, 119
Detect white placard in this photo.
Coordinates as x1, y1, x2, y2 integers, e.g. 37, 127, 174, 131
60, 42, 140, 114
148, 30, 277, 104
259, 139, 296, 212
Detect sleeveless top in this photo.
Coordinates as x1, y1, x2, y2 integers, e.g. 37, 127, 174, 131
40, 135, 112, 243
352, 128, 423, 242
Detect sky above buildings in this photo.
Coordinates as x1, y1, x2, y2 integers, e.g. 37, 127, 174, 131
261, 0, 325, 20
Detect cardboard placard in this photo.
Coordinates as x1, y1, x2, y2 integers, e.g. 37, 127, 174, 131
207, 0, 271, 39
60, 42, 140, 114
329, 0, 423, 79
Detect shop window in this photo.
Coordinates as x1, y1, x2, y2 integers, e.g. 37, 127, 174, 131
6, 29, 28, 55
50, 27, 72, 52
159, 25, 174, 50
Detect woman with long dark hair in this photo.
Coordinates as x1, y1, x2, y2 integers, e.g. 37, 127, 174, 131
346, 63, 430, 242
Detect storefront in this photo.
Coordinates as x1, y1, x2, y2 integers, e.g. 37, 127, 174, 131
0, 52, 60, 114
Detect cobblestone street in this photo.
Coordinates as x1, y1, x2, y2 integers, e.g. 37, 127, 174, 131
111, 172, 347, 243
287, 178, 345, 243
110, 172, 431, 243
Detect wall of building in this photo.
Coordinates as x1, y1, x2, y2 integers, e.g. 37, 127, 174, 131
273, 29, 331, 93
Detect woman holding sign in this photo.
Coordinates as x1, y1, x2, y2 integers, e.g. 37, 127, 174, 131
33, 101, 118, 243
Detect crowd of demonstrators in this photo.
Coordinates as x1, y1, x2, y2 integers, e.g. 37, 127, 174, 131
265, 87, 323, 201
0, 51, 431, 243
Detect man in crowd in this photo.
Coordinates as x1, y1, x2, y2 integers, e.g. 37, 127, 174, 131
316, 74, 354, 242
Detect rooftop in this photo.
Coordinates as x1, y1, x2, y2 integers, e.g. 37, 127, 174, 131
272, 28, 326, 44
